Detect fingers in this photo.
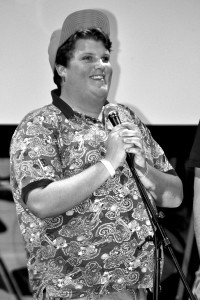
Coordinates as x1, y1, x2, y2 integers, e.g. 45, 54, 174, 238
112, 124, 143, 152
106, 123, 145, 168
119, 122, 140, 132
118, 123, 141, 138
125, 140, 144, 156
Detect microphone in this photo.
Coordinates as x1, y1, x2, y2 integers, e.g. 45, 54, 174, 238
107, 110, 121, 127
105, 105, 135, 168
102, 103, 120, 126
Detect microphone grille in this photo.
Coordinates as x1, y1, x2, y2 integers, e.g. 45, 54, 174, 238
102, 103, 120, 126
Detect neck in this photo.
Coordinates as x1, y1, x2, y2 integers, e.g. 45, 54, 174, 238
60, 92, 106, 119
69, 102, 102, 119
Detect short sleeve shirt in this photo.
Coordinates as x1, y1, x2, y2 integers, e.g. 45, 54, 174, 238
10, 90, 176, 300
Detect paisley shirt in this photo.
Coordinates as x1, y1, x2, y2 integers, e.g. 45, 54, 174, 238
10, 90, 176, 300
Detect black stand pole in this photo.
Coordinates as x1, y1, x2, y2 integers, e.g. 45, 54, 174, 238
153, 233, 161, 300
127, 156, 196, 300
108, 111, 196, 300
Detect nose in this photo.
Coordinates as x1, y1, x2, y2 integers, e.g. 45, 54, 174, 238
94, 58, 105, 70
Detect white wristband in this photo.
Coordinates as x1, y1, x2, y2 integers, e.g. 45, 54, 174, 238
100, 159, 115, 178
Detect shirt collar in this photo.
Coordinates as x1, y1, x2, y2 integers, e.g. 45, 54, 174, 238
51, 89, 74, 119
51, 89, 109, 121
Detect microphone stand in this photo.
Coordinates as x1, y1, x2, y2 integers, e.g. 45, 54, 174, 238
108, 111, 196, 300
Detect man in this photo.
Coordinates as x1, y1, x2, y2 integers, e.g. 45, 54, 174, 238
188, 120, 200, 300
10, 9, 183, 300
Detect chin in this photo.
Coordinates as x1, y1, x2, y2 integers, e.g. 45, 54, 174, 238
96, 91, 109, 101
96, 85, 109, 97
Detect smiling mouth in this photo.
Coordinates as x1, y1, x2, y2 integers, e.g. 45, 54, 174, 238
90, 75, 105, 81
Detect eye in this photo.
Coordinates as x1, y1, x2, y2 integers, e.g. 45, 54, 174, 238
102, 56, 110, 63
82, 55, 93, 62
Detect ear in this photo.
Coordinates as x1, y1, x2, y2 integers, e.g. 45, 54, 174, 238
55, 64, 67, 78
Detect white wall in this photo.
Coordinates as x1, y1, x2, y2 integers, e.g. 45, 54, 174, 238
1, 0, 200, 124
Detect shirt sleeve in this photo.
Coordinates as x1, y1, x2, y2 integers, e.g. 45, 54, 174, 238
188, 120, 200, 168
145, 125, 176, 174
119, 104, 177, 175
10, 109, 63, 203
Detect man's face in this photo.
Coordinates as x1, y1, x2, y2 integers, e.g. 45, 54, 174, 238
64, 38, 112, 103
